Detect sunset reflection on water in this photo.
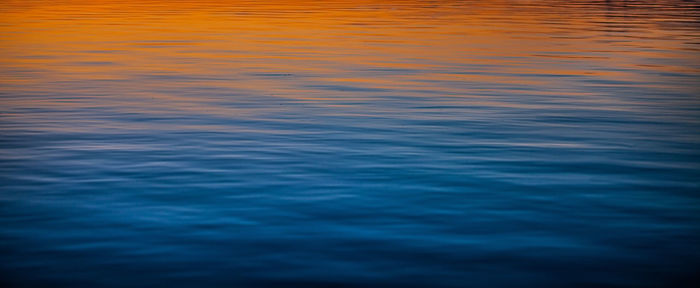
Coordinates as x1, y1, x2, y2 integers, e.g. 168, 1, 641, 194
1, 1, 699, 287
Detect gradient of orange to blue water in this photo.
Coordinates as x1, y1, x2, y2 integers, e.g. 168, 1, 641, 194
1, 1, 699, 287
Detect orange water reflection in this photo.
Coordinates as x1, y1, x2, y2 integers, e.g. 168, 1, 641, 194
1, 0, 698, 116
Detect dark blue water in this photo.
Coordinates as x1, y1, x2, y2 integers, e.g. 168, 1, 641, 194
1, 0, 699, 287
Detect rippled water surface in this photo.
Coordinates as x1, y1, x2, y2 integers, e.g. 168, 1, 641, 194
1, 0, 700, 287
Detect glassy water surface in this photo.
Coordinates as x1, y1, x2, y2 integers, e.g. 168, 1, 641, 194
1, 0, 699, 287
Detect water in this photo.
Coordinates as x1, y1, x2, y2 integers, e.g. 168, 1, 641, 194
1, 0, 699, 287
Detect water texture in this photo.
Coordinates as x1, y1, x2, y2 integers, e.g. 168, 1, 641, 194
1, 0, 699, 287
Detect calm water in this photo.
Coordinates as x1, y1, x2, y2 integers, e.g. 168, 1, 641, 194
1, 0, 699, 287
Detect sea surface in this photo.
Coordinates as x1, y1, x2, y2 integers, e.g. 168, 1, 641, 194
1, 0, 699, 287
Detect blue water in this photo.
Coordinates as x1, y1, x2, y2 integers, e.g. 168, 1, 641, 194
1, 0, 699, 287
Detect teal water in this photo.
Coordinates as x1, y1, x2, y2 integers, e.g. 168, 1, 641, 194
1, 0, 699, 287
